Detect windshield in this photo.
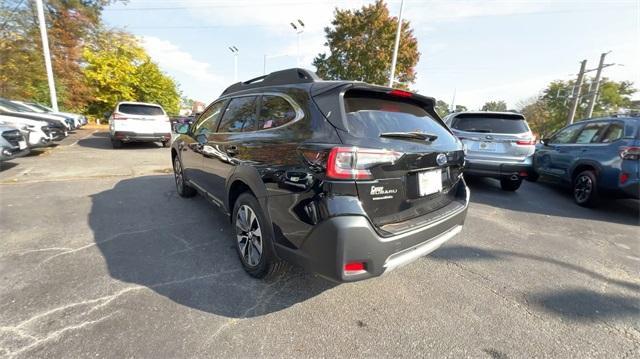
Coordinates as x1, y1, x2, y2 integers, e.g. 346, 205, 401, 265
452, 116, 529, 134
344, 96, 451, 140
118, 104, 165, 116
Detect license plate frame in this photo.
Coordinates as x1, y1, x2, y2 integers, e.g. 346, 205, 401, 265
418, 169, 443, 196
478, 141, 497, 152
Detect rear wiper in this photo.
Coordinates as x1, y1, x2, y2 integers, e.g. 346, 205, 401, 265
463, 128, 492, 133
380, 131, 438, 142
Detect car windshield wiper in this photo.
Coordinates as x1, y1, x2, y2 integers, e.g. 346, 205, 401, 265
379, 131, 438, 142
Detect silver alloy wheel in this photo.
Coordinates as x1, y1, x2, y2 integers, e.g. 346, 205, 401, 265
236, 205, 263, 267
574, 174, 592, 203
174, 158, 184, 192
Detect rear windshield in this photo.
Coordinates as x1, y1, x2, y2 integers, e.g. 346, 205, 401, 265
344, 96, 451, 139
451, 115, 528, 134
118, 104, 164, 116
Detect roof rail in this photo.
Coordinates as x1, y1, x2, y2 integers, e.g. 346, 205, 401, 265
221, 68, 321, 96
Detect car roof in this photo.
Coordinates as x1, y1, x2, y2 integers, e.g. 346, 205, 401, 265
449, 111, 524, 117
575, 115, 639, 124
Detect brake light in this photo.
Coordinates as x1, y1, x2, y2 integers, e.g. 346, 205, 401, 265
619, 146, 640, 160
389, 89, 413, 98
620, 172, 630, 184
326, 147, 403, 180
344, 262, 366, 275
112, 113, 127, 120
516, 137, 536, 145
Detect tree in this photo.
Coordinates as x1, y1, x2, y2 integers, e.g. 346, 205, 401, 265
83, 31, 180, 117
454, 105, 468, 112
481, 100, 507, 112
435, 100, 450, 118
312, 0, 420, 88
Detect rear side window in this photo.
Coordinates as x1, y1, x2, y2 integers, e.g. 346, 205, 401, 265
599, 122, 623, 143
344, 96, 451, 139
257, 95, 297, 130
218, 96, 257, 132
575, 122, 608, 144
451, 115, 528, 134
118, 104, 164, 116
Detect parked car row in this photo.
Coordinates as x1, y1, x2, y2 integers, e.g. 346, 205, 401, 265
0, 97, 87, 162
444, 110, 639, 207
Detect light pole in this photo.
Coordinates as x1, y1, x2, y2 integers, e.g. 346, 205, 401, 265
35, 0, 58, 111
228, 46, 239, 82
290, 19, 305, 67
388, 0, 405, 88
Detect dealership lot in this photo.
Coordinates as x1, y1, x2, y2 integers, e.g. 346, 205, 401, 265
0, 129, 638, 358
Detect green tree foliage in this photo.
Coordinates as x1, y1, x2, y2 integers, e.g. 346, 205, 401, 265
481, 100, 507, 112
520, 78, 636, 138
83, 31, 180, 117
454, 105, 468, 112
312, 0, 420, 88
434, 100, 450, 118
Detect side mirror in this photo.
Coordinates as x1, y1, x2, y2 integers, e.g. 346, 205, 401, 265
104, 111, 111, 120
540, 138, 548, 145
175, 123, 189, 134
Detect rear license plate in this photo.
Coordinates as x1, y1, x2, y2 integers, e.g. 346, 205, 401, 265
18, 140, 27, 150
418, 169, 443, 196
478, 141, 496, 152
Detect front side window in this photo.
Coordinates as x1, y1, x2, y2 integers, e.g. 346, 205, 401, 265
574, 122, 609, 144
218, 96, 257, 132
257, 95, 297, 130
550, 124, 583, 144
193, 101, 226, 136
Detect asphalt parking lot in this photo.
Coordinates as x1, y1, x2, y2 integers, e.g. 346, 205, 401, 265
1, 128, 638, 358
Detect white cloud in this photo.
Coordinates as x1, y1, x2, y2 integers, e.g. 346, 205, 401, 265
140, 35, 223, 82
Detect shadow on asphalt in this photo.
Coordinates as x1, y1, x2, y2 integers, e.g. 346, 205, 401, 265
466, 176, 639, 226
78, 131, 164, 150
430, 245, 640, 321
89, 175, 335, 318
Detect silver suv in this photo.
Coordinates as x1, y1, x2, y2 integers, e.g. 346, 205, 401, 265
444, 111, 535, 191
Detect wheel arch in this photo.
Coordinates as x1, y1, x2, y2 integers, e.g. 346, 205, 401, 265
226, 165, 269, 216
570, 161, 601, 182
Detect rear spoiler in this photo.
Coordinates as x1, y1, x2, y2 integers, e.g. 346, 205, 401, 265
310, 82, 441, 132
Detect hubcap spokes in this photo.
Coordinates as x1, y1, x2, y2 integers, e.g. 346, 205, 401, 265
236, 205, 262, 267
574, 176, 592, 202
174, 160, 183, 189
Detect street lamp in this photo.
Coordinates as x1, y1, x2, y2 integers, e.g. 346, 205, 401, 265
228, 46, 239, 82
290, 19, 304, 67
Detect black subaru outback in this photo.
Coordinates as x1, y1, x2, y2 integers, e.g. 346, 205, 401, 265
171, 68, 469, 282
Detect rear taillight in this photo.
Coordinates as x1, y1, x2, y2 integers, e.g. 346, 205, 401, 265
619, 146, 640, 160
516, 137, 536, 145
112, 113, 127, 120
326, 147, 403, 180
620, 172, 630, 184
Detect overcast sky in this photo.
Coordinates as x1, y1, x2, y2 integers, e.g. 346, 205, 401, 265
102, 0, 639, 110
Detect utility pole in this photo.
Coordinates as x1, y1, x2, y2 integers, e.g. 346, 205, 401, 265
388, 0, 404, 87
35, 0, 58, 112
586, 51, 612, 118
290, 19, 305, 67
228, 46, 239, 82
567, 60, 587, 125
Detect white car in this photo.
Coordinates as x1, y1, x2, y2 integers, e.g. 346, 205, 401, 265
0, 98, 72, 130
0, 115, 53, 148
13, 101, 86, 128
108, 102, 171, 148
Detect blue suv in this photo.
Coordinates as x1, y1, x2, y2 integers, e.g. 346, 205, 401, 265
531, 116, 639, 207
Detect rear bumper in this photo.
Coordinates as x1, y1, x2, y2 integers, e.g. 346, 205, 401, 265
617, 180, 640, 199
0, 146, 29, 161
464, 158, 532, 179
113, 131, 171, 142
275, 182, 469, 282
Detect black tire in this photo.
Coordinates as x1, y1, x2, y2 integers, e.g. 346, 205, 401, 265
573, 170, 599, 207
232, 193, 285, 279
500, 177, 522, 191
111, 138, 123, 149
173, 156, 196, 197
161, 141, 169, 148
